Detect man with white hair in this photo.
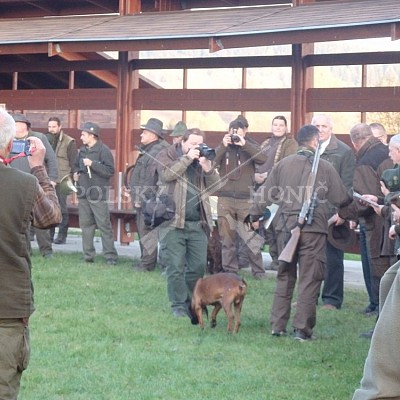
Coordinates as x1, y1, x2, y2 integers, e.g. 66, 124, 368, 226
0, 109, 61, 399
311, 114, 356, 310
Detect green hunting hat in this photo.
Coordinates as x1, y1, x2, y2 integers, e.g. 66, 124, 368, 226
170, 121, 187, 137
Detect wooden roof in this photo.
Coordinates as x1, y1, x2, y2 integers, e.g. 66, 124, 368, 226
0, 0, 399, 55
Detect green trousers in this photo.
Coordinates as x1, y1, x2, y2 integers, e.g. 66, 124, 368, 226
0, 319, 30, 400
78, 198, 118, 261
161, 221, 207, 310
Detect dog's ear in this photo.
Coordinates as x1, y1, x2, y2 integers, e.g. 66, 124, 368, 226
185, 298, 199, 325
190, 314, 199, 325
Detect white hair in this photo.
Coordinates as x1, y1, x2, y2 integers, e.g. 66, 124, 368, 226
0, 109, 15, 150
389, 133, 400, 148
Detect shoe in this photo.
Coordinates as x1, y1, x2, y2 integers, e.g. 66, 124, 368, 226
85, 258, 94, 263
106, 259, 117, 266
321, 304, 338, 310
54, 236, 66, 244
172, 308, 188, 318
271, 330, 287, 337
254, 274, 267, 280
359, 328, 374, 339
265, 260, 279, 271
132, 265, 150, 272
293, 329, 316, 342
43, 253, 53, 259
361, 305, 378, 316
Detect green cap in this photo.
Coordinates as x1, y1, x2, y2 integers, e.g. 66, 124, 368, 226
170, 121, 187, 137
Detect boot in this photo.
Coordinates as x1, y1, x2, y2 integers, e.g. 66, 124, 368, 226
54, 234, 67, 244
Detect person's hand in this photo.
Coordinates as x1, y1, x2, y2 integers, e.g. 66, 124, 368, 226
122, 186, 131, 201
222, 133, 231, 147
229, 132, 245, 147
255, 172, 267, 184
198, 157, 212, 173
82, 158, 93, 167
27, 136, 46, 168
251, 220, 260, 230
389, 224, 397, 240
392, 203, 400, 224
362, 194, 378, 203
186, 147, 200, 160
380, 180, 390, 196
327, 213, 343, 226
349, 220, 358, 230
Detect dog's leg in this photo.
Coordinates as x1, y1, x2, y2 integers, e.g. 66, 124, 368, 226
210, 304, 222, 328
194, 305, 205, 329
222, 298, 235, 333
233, 298, 244, 333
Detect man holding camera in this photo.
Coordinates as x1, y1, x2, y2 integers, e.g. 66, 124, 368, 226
214, 116, 267, 279
157, 128, 219, 318
0, 109, 61, 399
10, 113, 58, 258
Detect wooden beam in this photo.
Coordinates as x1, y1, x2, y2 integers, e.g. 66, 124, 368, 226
132, 88, 291, 111
307, 87, 400, 112
130, 55, 292, 70
0, 59, 118, 73
0, 88, 116, 110
304, 51, 400, 67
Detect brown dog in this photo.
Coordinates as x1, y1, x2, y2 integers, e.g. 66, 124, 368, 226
191, 273, 247, 333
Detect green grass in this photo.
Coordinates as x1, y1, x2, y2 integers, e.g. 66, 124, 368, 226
20, 251, 372, 400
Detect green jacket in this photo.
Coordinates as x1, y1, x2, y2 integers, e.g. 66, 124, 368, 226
157, 143, 220, 232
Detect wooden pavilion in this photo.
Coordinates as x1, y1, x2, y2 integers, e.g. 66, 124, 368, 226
0, 0, 399, 242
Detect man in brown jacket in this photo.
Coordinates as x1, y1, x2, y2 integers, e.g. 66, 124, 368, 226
250, 124, 352, 341
214, 116, 267, 279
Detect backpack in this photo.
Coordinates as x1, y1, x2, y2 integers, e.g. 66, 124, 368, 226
142, 194, 176, 228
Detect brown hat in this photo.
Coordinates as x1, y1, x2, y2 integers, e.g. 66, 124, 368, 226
81, 122, 100, 137
141, 118, 165, 138
170, 121, 187, 137
12, 113, 31, 128
327, 221, 357, 252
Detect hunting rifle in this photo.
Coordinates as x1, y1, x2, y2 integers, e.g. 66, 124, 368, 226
278, 141, 322, 263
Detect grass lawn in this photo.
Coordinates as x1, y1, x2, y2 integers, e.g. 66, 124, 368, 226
20, 250, 372, 400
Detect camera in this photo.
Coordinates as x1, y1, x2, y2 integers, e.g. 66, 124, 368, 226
198, 143, 216, 161
11, 139, 31, 156
230, 133, 241, 144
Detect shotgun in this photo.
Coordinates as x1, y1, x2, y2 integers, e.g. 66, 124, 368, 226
278, 141, 322, 263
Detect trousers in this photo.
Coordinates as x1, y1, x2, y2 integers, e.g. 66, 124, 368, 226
0, 319, 30, 400
161, 221, 207, 310
217, 197, 265, 278
271, 231, 326, 337
78, 198, 118, 261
